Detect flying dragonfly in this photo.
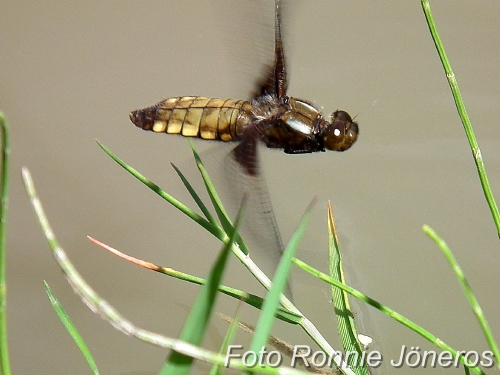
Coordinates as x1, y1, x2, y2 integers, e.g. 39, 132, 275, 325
129, 0, 359, 288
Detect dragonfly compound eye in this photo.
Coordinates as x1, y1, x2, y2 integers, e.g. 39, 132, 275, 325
322, 110, 359, 152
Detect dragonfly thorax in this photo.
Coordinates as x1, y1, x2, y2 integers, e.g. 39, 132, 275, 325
250, 95, 358, 154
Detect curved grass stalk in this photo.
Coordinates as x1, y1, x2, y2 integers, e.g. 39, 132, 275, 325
423, 225, 500, 371
159, 194, 245, 374
87, 236, 302, 324
293, 258, 487, 375
421, 0, 500, 239
22, 167, 317, 375
0, 111, 11, 375
328, 203, 370, 375
97, 140, 357, 375
43, 282, 99, 374
248, 201, 313, 367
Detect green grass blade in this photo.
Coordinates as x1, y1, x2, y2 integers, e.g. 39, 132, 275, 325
171, 162, 217, 226
96, 140, 225, 240
423, 225, 500, 370
188, 141, 231, 228
100, 138, 291, 306
88, 236, 302, 324
209, 311, 242, 375
186, 141, 299, 311
188, 141, 294, 300
245, 201, 314, 371
0, 111, 11, 375
23, 166, 169, 349
218, 313, 337, 374
293, 257, 486, 375
23, 168, 312, 374
327, 203, 370, 375
43, 281, 99, 375
189, 140, 250, 256
421, 0, 500, 238
98, 139, 346, 371
159, 198, 246, 375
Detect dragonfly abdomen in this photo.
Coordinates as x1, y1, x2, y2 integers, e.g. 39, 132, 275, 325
129, 96, 253, 142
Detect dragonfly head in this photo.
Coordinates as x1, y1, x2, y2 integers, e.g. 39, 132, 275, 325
322, 110, 359, 152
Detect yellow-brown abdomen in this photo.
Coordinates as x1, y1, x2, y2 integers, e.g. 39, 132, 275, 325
129, 96, 252, 142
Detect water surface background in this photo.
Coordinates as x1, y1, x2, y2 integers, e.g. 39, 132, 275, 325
1, 1, 499, 374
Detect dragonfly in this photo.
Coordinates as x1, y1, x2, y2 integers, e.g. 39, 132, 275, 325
129, 0, 359, 290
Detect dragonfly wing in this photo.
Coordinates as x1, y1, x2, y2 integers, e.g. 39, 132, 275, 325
225, 139, 292, 299
250, 0, 290, 99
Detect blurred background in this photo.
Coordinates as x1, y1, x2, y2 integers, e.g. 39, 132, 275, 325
1, 1, 499, 374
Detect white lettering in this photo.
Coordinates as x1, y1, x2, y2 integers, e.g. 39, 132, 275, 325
310, 350, 327, 367
391, 345, 406, 367
290, 345, 311, 367
406, 346, 421, 368
463, 351, 479, 367
257, 346, 267, 367
421, 350, 437, 368
242, 351, 258, 367
366, 350, 383, 368
267, 351, 282, 367
437, 350, 453, 367
480, 351, 494, 368
344, 350, 361, 367
225, 345, 243, 367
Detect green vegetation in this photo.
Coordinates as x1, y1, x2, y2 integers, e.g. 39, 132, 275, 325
0, 2, 498, 374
